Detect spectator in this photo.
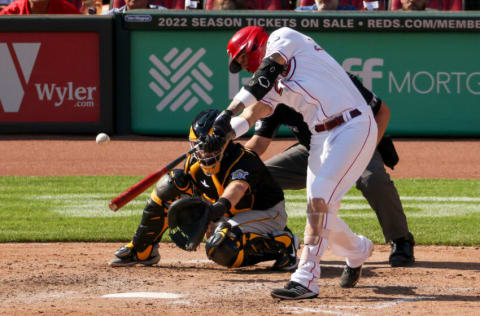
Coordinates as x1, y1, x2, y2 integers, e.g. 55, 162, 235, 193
206, 0, 295, 10
465, 0, 480, 10
69, 0, 81, 11
295, 0, 358, 10
297, 0, 386, 10
390, 0, 463, 10
207, 0, 253, 9
105, 0, 167, 13
363, 0, 385, 10
112, 0, 182, 9
0, 0, 15, 10
0, 0, 80, 14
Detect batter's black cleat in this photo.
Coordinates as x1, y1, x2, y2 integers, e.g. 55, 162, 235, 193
109, 243, 160, 267
389, 233, 415, 267
271, 281, 318, 300
339, 265, 363, 288
271, 233, 300, 271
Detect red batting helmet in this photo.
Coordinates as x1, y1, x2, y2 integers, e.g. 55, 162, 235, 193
227, 26, 269, 74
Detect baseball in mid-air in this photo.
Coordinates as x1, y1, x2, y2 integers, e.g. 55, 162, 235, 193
95, 132, 110, 145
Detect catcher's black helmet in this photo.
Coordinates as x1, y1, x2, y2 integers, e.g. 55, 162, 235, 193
189, 109, 227, 176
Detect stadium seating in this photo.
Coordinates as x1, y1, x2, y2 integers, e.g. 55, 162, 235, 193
205, 0, 295, 10
113, 0, 184, 9
298, 0, 387, 10
390, 0, 464, 10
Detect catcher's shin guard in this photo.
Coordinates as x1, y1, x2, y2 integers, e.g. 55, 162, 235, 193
205, 224, 295, 268
131, 198, 168, 254
131, 169, 193, 254
154, 169, 193, 203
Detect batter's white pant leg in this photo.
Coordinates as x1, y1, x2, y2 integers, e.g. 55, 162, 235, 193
327, 215, 374, 268
290, 205, 330, 295
291, 111, 377, 292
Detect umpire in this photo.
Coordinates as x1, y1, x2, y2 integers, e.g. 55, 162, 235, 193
244, 73, 415, 267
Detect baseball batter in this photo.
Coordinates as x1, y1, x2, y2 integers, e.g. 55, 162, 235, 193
245, 73, 415, 268
201, 26, 384, 300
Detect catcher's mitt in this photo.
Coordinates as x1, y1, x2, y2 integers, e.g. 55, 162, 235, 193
168, 197, 210, 251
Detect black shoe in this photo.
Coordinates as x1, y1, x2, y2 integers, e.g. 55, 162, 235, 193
389, 233, 415, 267
271, 233, 300, 271
271, 281, 318, 300
109, 243, 160, 267
339, 265, 362, 288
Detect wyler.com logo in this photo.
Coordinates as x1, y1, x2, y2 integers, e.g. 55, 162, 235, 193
0, 33, 100, 123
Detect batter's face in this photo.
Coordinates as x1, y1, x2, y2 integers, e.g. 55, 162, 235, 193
400, 0, 429, 10
234, 53, 249, 71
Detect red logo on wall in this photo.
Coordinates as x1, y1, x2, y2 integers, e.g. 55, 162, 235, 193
0, 33, 100, 122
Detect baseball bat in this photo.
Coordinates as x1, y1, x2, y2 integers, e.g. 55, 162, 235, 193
109, 146, 197, 212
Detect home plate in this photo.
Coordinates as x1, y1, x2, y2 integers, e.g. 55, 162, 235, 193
102, 292, 183, 299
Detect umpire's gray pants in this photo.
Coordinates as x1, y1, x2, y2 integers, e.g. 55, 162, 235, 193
265, 143, 409, 242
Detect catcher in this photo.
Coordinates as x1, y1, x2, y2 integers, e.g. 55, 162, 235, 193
109, 109, 299, 271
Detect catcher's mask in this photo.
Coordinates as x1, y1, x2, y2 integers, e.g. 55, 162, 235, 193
189, 109, 228, 176
227, 26, 269, 74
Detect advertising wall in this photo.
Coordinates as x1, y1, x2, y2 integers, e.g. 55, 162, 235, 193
0, 32, 100, 123
125, 11, 480, 136
0, 17, 113, 134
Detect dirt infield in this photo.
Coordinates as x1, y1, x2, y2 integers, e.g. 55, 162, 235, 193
1, 137, 479, 315
1, 136, 479, 178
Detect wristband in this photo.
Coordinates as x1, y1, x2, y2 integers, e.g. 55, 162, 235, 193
217, 197, 232, 211
230, 116, 250, 139
209, 197, 232, 222
234, 87, 257, 108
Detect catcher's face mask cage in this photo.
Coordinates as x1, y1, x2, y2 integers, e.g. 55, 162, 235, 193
189, 109, 226, 176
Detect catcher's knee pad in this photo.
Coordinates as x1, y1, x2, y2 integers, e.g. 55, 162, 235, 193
304, 198, 329, 245
206, 224, 292, 268
151, 169, 193, 206
270, 231, 294, 250
132, 198, 168, 253
205, 223, 241, 268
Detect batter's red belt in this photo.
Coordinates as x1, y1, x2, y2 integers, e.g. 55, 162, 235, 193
314, 109, 362, 132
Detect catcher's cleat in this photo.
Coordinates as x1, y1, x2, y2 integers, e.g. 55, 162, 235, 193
109, 243, 160, 267
389, 232, 415, 267
271, 233, 300, 271
270, 281, 318, 300
339, 265, 363, 288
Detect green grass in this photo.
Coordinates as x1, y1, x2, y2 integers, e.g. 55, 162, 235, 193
0, 176, 479, 245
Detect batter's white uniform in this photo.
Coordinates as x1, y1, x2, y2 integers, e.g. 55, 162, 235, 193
236, 27, 377, 294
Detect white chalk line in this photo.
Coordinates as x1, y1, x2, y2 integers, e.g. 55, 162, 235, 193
286, 202, 480, 218
26, 194, 480, 218
283, 296, 437, 315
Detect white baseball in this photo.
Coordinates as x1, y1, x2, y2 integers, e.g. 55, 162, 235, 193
95, 133, 110, 145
